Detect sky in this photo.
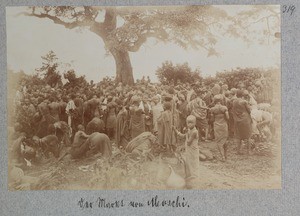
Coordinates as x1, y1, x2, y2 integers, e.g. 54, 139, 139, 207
6, 6, 280, 83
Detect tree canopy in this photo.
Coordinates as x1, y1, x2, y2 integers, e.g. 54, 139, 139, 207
156, 61, 202, 85
21, 5, 280, 85
63, 69, 88, 89
202, 67, 280, 90
35, 50, 62, 88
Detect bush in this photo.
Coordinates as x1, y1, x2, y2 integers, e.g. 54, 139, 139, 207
156, 61, 202, 85
63, 70, 88, 90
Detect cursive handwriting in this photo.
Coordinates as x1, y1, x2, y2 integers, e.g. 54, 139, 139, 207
77, 195, 190, 209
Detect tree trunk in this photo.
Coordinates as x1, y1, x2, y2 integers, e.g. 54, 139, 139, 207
90, 10, 135, 86
111, 48, 134, 86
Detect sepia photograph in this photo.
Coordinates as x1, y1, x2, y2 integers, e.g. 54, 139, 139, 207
6, 5, 281, 190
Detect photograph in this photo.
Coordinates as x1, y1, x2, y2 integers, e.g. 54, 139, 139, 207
6, 5, 281, 190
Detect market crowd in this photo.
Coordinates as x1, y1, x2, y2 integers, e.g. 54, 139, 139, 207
9, 73, 280, 165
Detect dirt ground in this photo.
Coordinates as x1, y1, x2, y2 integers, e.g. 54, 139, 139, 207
21, 138, 281, 190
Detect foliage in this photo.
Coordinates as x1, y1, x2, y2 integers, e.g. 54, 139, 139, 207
14, 105, 36, 136
8, 70, 45, 91
63, 69, 88, 89
8, 69, 26, 90
31, 166, 68, 190
213, 67, 279, 89
85, 145, 162, 190
23, 6, 233, 53
35, 51, 62, 88
22, 6, 280, 85
156, 61, 202, 85
202, 75, 217, 87
229, 5, 280, 45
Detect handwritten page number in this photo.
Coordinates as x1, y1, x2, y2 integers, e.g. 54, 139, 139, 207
283, 5, 296, 16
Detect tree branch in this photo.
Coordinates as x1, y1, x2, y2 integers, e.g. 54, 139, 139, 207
244, 14, 277, 29
20, 11, 94, 29
125, 28, 168, 52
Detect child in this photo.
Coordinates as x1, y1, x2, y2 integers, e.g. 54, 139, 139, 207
173, 115, 199, 189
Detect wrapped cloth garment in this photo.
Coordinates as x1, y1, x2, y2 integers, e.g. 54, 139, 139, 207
129, 107, 145, 139
251, 108, 263, 135
157, 110, 176, 147
211, 104, 228, 159
115, 108, 130, 148
65, 100, 76, 115
232, 98, 252, 139
71, 132, 112, 159
152, 103, 164, 132
106, 101, 117, 129
66, 100, 76, 130
86, 117, 105, 135
49, 102, 60, 122
87, 132, 112, 158
125, 132, 156, 156
187, 98, 207, 120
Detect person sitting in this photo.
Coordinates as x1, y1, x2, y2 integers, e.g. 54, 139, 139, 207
86, 114, 105, 135
70, 125, 112, 159
32, 134, 60, 158
70, 125, 90, 159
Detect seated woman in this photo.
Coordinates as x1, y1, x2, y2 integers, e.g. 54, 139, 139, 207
70, 125, 90, 159
86, 114, 105, 135
70, 125, 112, 159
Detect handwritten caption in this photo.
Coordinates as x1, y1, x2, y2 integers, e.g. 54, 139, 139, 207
78, 195, 190, 209
283, 5, 296, 16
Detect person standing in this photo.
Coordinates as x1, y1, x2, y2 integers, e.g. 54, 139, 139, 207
66, 94, 76, 136
157, 102, 176, 150
58, 96, 68, 123
36, 98, 55, 137
74, 94, 84, 126
53, 121, 72, 146
142, 96, 152, 132
129, 99, 145, 139
187, 93, 209, 141
232, 90, 252, 155
115, 104, 130, 148
48, 96, 60, 122
210, 95, 229, 161
177, 93, 188, 132
106, 96, 117, 139
151, 96, 164, 134
173, 115, 199, 189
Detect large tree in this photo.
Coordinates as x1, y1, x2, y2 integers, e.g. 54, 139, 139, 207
21, 5, 279, 85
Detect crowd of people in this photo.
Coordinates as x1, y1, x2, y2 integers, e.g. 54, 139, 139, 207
8, 72, 280, 188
